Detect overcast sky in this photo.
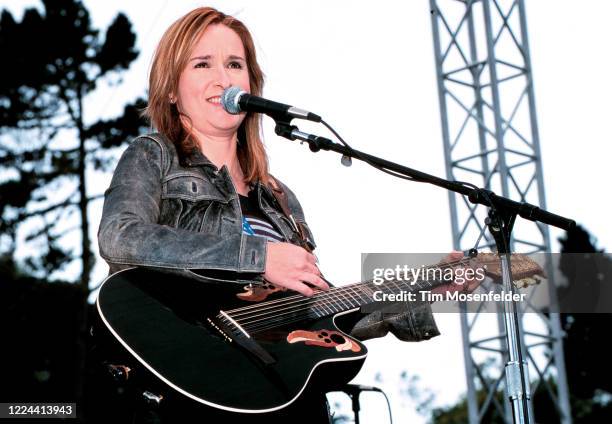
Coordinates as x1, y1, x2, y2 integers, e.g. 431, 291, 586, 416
3, 0, 611, 422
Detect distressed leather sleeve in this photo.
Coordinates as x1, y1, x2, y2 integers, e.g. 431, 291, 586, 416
98, 137, 267, 274
349, 300, 440, 342
278, 180, 440, 343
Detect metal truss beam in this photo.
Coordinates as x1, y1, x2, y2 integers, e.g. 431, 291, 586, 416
429, 0, 571, 422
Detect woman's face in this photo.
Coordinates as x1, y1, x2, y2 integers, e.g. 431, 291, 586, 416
176, 24, 250, 139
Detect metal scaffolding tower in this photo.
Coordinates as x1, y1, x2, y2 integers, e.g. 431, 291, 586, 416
429, 0, 571, 422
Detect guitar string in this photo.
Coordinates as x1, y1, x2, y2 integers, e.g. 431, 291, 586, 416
227, 278, 372, 314
247, 312, 319, 335
226, 259, 467, 320
232, 279, 378, 318
237, 281, 398, 332
224, 258, 470, 316
218, 264, 433, 315
230, 259, 483, 329
237, 278, 432, 330
242, 279, 437, 334
244, 281, 438, 331
239, 260, 519, 335
227, 259, 479, 328
227, 257, 517, 332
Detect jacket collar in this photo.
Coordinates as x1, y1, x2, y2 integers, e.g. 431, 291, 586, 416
180, 147, 218, 169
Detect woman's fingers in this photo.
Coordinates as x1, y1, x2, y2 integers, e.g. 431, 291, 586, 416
302, 262, 321, 276
441, 250, 464, 264
305, 252, 318, 265
275, 271, 329, 297
285, 281, 314, 297
264, 242, 328, 296
298, 272, 329, 291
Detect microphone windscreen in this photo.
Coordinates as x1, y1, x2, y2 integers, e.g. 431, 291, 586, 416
221, 86, 244, 114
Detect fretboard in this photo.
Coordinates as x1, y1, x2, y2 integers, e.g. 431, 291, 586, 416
309, 276, 448, 318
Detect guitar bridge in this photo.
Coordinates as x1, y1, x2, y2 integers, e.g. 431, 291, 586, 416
212, 311, 277, 366
206, 317, 233, 343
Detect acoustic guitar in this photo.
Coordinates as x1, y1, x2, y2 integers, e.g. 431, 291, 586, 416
95, 253, 543, 414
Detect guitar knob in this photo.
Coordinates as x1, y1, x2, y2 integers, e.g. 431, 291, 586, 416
142, 391, 164, 406
105, 364, 131, 382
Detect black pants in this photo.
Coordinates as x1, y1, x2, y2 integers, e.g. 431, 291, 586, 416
135, 391, 332, 424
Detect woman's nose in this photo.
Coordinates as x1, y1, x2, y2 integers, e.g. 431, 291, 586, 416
214, 66, 231, 88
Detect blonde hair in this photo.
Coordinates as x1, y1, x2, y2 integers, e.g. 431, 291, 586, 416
145, 7, 270, 184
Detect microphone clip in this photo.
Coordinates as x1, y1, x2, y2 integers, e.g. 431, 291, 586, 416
274, 120, 332, 153
273, 120, 299, 141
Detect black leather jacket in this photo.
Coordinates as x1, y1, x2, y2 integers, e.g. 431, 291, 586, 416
98, 133, 439, 342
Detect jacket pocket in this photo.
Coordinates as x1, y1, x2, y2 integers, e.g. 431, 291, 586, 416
162, 172, 228, 202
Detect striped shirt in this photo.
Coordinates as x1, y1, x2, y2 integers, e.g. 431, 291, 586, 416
239, 193, 284, 243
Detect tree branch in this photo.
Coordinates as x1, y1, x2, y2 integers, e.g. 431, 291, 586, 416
16, 193, 104, 221
57, 82, 79, 124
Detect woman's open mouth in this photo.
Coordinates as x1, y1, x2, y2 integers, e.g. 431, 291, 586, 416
207, 96, 222, 106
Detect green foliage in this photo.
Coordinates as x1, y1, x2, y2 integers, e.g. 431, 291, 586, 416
557, 226, 612, 420
0, 0, 147, 285
431, 390, 505, 424
399, 370, 436, 416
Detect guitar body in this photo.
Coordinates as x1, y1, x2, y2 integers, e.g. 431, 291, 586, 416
95, 268, 367, 414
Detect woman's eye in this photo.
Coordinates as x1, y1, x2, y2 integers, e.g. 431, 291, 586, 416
228, 61, 243, 69
194, 62, 210, 69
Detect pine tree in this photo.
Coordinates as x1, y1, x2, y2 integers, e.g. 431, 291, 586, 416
0, 0, 147, 291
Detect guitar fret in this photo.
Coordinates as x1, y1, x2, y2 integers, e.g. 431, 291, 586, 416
334, 289, 354, 310
359, 283, 375, 297
388, 279, 404, 294
318, 299, 334, 315
352, 286, 371, 305
303, 254, 543, 319
345, 289, 360, 308
327, 297, 341, 313
344, 287, 361, 308
332, 294, 346, 311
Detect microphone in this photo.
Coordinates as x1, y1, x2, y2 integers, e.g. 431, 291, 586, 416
221, 86, 321, 122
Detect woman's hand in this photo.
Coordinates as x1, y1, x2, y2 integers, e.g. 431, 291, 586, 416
430, 251, 484, 296
263, 242, 329, 297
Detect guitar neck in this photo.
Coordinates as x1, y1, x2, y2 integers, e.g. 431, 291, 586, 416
311, 274, 447, 317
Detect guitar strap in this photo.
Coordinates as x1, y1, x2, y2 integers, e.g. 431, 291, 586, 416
268, 176, 315, 253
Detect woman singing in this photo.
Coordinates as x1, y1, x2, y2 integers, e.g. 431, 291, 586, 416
96, 6, 466, 423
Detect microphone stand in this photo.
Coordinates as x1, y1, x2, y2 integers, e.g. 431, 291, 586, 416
331, 384, 389, 424
273, 119, 575, 424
